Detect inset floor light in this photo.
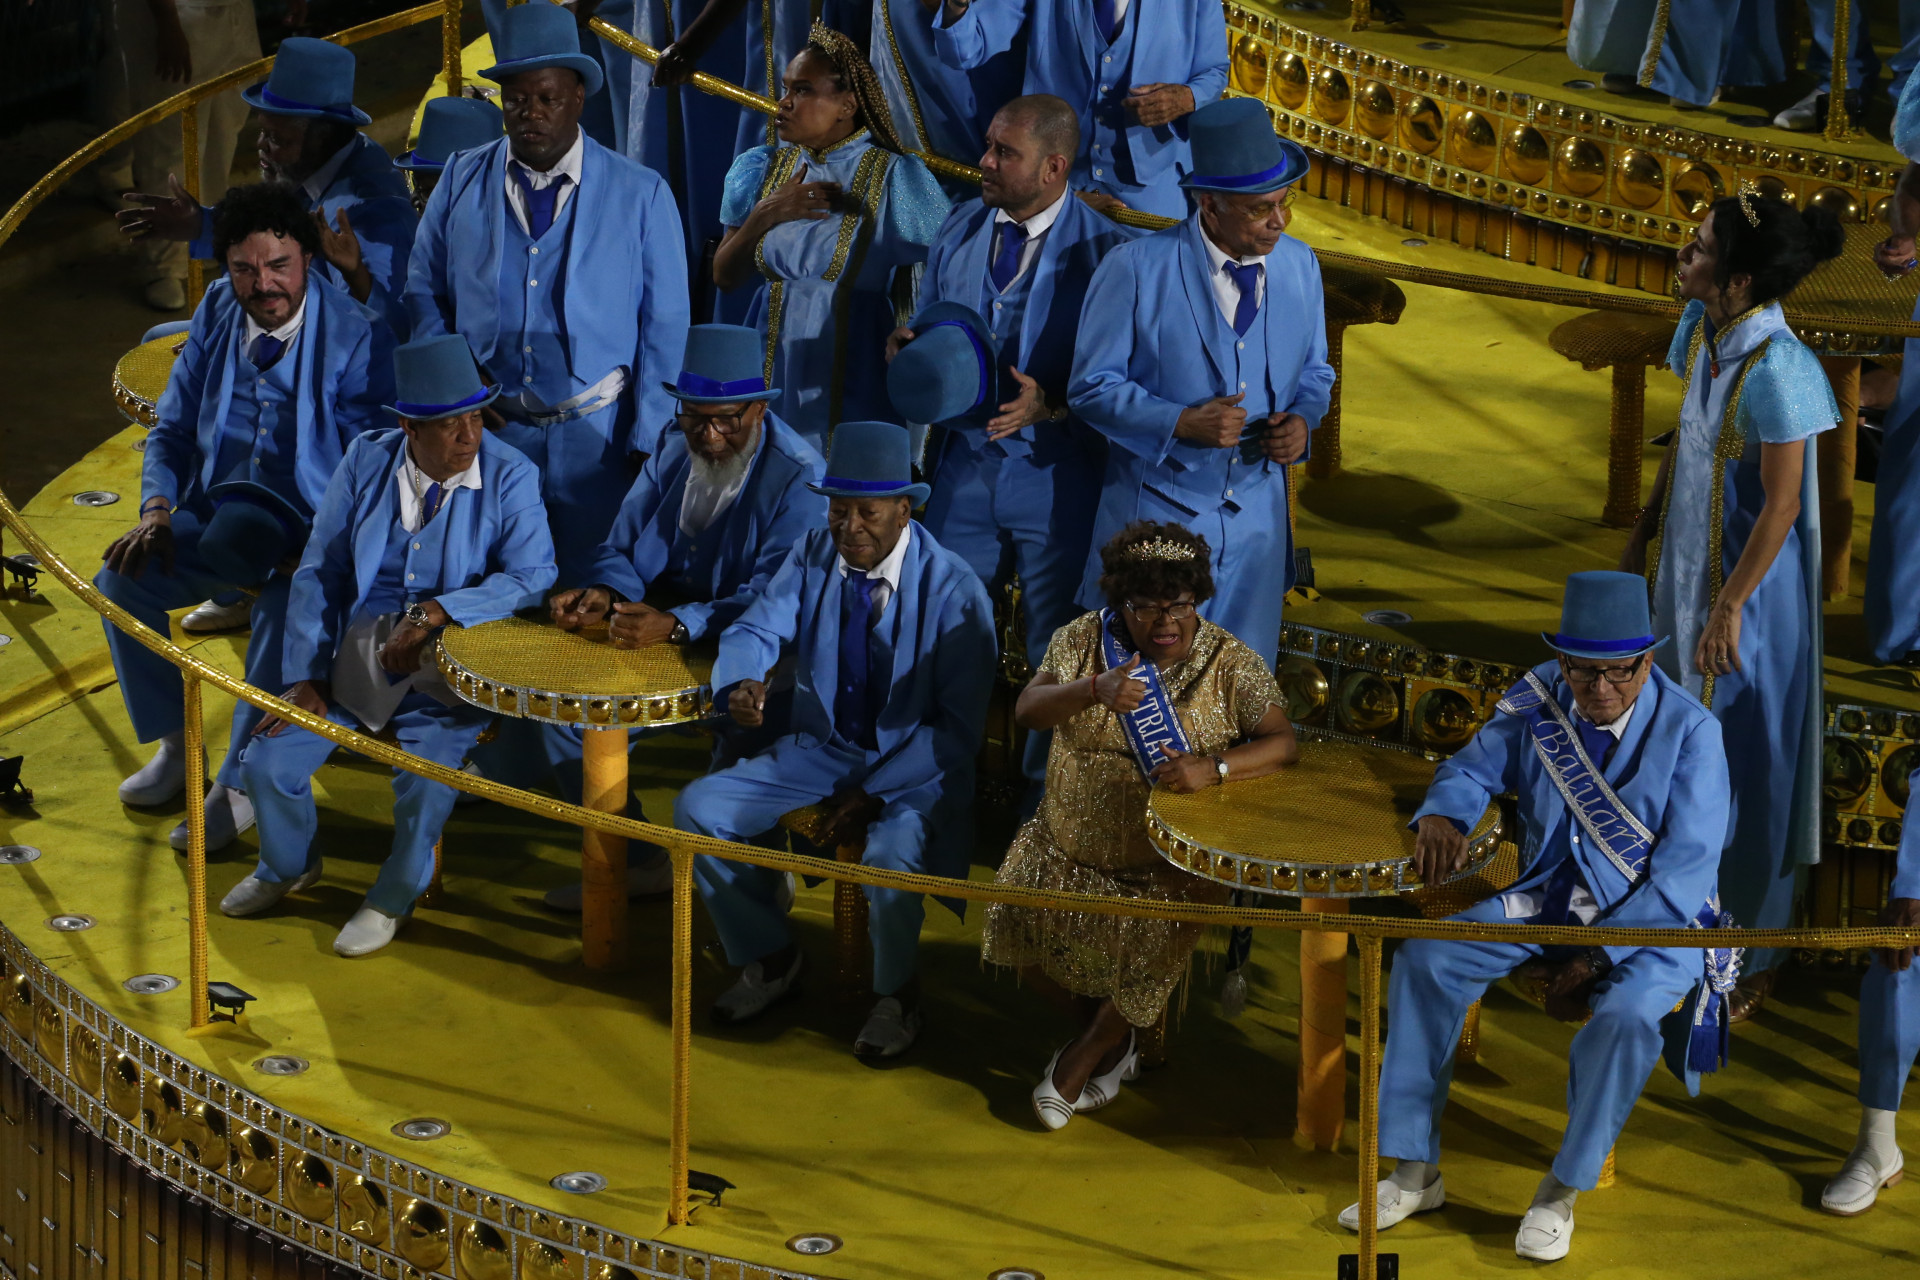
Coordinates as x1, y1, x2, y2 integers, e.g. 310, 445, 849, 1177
551, 1172, 607, 1194
47, 915, 95, 932
0, 846, 40, 864
394, 1118, 451, 1140
254, 1056, 308, 1076
123, 974, 178, 995
787, 1235, 843, 1257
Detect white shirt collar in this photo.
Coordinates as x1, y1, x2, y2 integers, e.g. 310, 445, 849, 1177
836, 521, 912, 600
511, 129, 585, 189
1573, 696, 1637, 741
242, 286, 309, 348
395, 440, 483, 534
994, 188, 1069, 238
301, 136, 358, 206
1201, 227, 1266, 274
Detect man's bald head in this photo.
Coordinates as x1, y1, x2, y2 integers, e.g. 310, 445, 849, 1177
998, 94, 1080, 164
979, 95, 1079, 217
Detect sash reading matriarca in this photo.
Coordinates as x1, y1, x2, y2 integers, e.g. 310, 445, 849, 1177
1100, 608, 1193, 779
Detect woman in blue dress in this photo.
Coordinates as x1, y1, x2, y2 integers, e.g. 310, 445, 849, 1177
1622, 191, 1842, 1019
711, 23, 950, 452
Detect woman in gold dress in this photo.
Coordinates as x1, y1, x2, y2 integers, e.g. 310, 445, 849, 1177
983, 521, 1298, 1130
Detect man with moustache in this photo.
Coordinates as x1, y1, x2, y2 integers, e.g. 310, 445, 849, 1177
96, 182, 393, 853
223, 335, 556, 958
406, 1, 690, 584
674, 421, 995, 1060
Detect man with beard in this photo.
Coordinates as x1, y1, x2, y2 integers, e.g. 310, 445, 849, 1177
534, 325, 825, 908
117, 38, 419, 339
96, 182, 393, 854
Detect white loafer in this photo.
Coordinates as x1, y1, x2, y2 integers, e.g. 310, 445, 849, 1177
1822, 1149, 1904, 1216
180, 597, 253, 633
853, 996, 922, 1059
541, 849, 673, 911
711, 950, 803, 1024
334, 903, 405, 957
169, 783, 254, 852
119, 737, 194, 807
1338, 1175, 1446, 1232
219, 863, 322, 917
1032, 1049, 1077, 1131
1075, 1032, 1138, 1112
1515, 1201, 1574, 1261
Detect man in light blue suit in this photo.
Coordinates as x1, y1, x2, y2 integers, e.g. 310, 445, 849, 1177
1777, 0, 1920, 131
1820, 767, 1920, 1215
97, 183, 393, 854
1342, 572, 1733, 1263
675, 421, 995, 1060
871, 0, 1024, 172
932, 0, 1227, 217
406, 2, 691, 584
1068, 98, 1331, 667
221, 335, 557, 959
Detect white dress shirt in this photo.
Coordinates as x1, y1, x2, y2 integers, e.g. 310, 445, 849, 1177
242, 288, 308, 351
301, 138, 356, 207
1201, 228, 1266, 327
394, 442, 484, 533
505, 129, 584, 234
835, 521, 912, 618
990, 188, 1069, 290
678, 430, 763, 537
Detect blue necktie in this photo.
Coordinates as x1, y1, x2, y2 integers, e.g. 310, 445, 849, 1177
249, 334, 285, 369
511, 165, 569, 238
834, 574, 878, 750
1225, 261, 1261, 337
421, 482, 444, 524
1093, 0, 1119, 43
989, 220, 1029, 293
1574, 718, 1616, 771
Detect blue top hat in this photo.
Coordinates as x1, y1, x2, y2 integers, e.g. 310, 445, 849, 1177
887, 301, 992, 426
809, 422, 930, 506
201, 481, 308, 588
1179, 98, 1310, 196
482, 3, 606, 97
1542, 570, 1664, 661
397, 96, 505, 171
240, 37, 371, 126
384, 334, 500, 420
662, 325, 780, 404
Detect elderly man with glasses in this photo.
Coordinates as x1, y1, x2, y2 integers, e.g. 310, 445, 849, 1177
1342, 570, 1736, 1263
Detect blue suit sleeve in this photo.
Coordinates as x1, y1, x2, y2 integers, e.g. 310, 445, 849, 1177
1185, 0, 1229, 105
1413, 709, 1525, 833
1896, 772, 1920, 897
678, 478, 827, 642
932, 0, 1029, 71
436, 461, 559, 626
142, 299, 217, 510
632, 179, 691, 458
331, 307, 396, 443
711, 542, 809, 691
402, 173, 456, 340
1283, 247, 1335, 430
283, 453, 365, 684
583, 462, 675, 602
862, 572, 997, 804
1068, 249, 1188, 463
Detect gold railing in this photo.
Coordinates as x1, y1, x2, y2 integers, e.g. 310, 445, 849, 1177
4, 5, 1920, 1277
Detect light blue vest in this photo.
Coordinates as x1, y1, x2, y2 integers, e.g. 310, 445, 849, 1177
215, 332, 307, 512
968, 228, 1043, 462
359, 505, 454, 623
491, 191, 587, 406
1088, 16, 1142, 188
1181, 286, 1277, 509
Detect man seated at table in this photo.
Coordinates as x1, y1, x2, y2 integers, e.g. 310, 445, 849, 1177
674, 421, 995, 1059
221, 334, 555, 958
98, 181, 393, 853
533, 323, 826, 910
1342, 570, 1735, 1262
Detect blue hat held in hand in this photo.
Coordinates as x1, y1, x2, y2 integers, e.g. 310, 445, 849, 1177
384, 334, 500, 420
809, 422, 930, 507
397, 96, 505, 170
1180, 97, 1310, 195
482, 3, 605, 96
887, 301, 993, 426
1543, 570, 1664, 661
241, 37, 371, 126
663, 325, 781, 404
201, 482, 308, 589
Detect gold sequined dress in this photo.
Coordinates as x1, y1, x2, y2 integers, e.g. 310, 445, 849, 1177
982, 612, 1284, 1028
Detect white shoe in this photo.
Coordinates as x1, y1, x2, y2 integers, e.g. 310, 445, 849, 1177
143, 277, 187, 312
1774, 87, 1824, 131
1514, 1200, 1574, 1261
219, 862, 322, 917
1822, 1148, 1904, 1216
169, 783, 254, 852
541, 851, 673, 911
119, 736, 192, 807
180, 597, 253, 633
1031, 1049, 1077, 1131
1074, 1032, 1138, 1112
711, 950, 803, 1024
853, 995, 922, 1059
334, 903, 405, 957
1338, 1175, 1446, 1232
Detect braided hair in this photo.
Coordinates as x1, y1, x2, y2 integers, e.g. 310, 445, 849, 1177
802, 22, 908, 155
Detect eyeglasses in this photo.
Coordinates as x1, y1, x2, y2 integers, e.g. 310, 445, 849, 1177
676, 410, 753, 437
1123, 600, 1198, 623
1561, 656, 1645, 686
1218, 187, 1299, 223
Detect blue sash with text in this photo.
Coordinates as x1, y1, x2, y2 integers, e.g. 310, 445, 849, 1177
1100, 609, 1193, 781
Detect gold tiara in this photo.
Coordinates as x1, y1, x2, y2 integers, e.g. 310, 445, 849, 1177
1124, 537, 1198, 564
1736, 178, 1761, 228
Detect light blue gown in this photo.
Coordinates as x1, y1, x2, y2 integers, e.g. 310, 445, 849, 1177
1865, 71, 1920, 663
1568, 0, 1788, 104
720, 133, 950, 452
1652, 300, 1836, 972
1857, 767, 1920, 1111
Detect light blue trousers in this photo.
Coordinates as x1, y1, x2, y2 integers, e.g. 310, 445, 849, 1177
238, 693, 489, 916
673, 736, 929, 996
1859, 957, 1920, 1111
1378, 900, 1700, 1190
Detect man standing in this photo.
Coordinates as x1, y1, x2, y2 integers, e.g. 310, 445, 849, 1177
674, 421, 994, 1060
224, 335, 556, 958
1342, 571, 1734, 1262
407, 1, 690, 583
1068, 97, 1332, 666
932, 0, 1227, 217
97, 182, 393, 852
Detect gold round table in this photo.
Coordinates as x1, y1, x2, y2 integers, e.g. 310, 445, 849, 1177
437, 616, 714, 970
112, 335, 185, 428
1147, 740, 1501, 1151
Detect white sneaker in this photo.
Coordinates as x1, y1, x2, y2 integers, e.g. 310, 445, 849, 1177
1074, 1032, 1138, 1112
219, 862, 322, 917
711, 950, 803, 1024
1031, 1049, 1077, 1131
1514, 1200, 1574, 1261
119, 736, 192, 807
853, 995, 922, 1059
1774, 87, 1824, 131
169, 783, 254, 852
181, 597, 253, 633
1338, 1175, 1446, 1232
1821, 1148, 1904, 1216
541, 850, 673, 911
143, 277, 187, 312
334, 903, 405, 957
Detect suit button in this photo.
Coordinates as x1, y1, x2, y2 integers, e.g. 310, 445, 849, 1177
407, 573, 415, 581
1225, 489, 1233, 498
524, 345, 532, 353
529, 279, 539, 287
1239, 381, 1247, 389
523, 375, 533, 384
1094, 168, 1104, 177
1237, 341, 1245, 350
412, 543, 421, 551
530, 246, 540, 255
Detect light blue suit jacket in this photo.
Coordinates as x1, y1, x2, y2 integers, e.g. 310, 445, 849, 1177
1415, 662, 1732, 964
584, 413, 826, 641
711, 524, 996, 880
403, 134, 691, 458
142, 270, 394, 518
283, 428, 557, 684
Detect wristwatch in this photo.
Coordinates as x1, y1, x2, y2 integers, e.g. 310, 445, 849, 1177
1210, 753, 1229, 786
669, 619, 690, 645
404, 601, 437, 630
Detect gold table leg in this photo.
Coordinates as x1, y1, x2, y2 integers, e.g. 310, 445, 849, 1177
1296, 897, 1350, 1150
1818, 356, 1860, 599
1603, 364, 1648, 528
1306, 325, 1348, 482
833, 841, 870, 1004
580, 726, 629, 970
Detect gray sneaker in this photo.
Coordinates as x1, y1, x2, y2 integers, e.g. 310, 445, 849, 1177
711, 951, 803, 1024
853, 995, 923, 1059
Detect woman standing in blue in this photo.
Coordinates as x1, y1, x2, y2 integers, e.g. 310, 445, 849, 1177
1621, 189, 1842, 1018
711, 24, 950, 453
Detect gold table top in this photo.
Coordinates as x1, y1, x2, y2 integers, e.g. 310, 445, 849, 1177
436, 616, 715, 728
1147, 740, 1501, 898
112, 336, 182, 428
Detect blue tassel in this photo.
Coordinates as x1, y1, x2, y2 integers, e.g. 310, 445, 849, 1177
1687, 989, 1729, 1074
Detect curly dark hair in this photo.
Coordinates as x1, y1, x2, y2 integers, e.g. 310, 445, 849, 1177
1704, 193, 1845, 306
211, 181, 322, 263
1097, 520, 1215, 609
802, 22, 908, 155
